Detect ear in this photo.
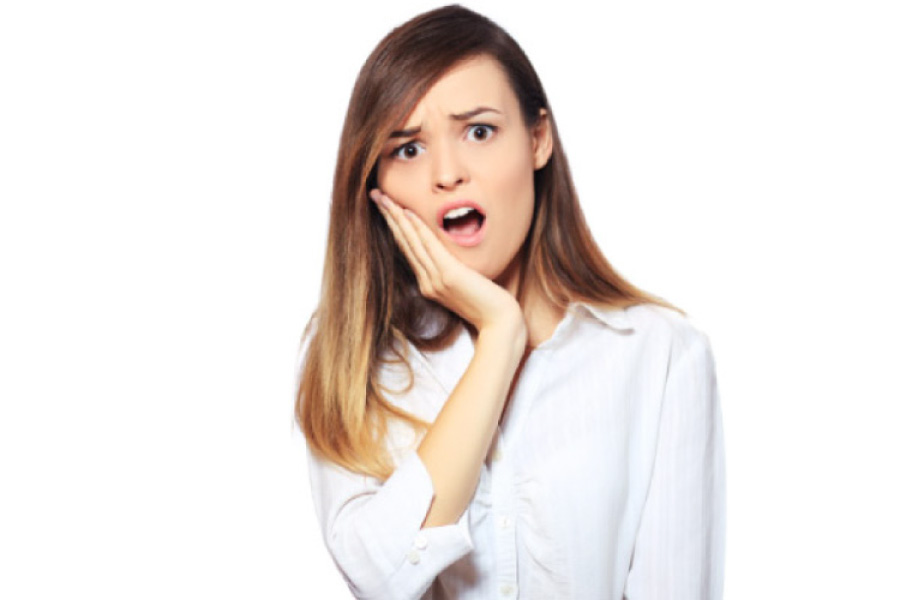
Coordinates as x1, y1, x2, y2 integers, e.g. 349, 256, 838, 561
531, 108, 553, 170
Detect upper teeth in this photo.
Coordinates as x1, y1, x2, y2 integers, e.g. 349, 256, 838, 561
445, 207, 475, 220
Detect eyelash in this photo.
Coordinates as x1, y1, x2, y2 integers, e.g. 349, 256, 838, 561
389, 124, 498, 160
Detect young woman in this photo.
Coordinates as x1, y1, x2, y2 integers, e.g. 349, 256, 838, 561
296, 5, 725, 599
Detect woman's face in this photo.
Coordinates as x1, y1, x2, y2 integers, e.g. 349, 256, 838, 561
375, 55, 552, 288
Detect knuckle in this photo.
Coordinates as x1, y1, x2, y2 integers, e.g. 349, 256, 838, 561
432, 276, 447, 294
437, 270, 456, 290
419, 282, 435, 299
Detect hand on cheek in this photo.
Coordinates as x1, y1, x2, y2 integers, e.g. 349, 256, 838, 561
368, 188, 525, 335
370, 188, 429, 277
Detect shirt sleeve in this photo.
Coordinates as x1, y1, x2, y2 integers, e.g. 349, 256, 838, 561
624, 327, 726, 600
306, 437, 475, 600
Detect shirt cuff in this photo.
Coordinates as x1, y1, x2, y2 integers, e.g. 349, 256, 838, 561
371, 450, 474, 592
332, 449, 475, 599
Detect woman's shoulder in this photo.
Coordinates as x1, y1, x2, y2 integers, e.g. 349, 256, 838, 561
624, 301, 714, 353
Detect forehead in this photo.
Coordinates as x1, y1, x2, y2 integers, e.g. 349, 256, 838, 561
402, 55, 518, 125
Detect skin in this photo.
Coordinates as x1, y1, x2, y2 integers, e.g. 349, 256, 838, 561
372, 54, 562, 346
368, 55, 565, 528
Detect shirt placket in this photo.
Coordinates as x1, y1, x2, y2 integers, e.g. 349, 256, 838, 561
491, 347, 558, 599
490, 429, 518, 599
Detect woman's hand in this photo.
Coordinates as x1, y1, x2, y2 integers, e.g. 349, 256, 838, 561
370, 188, 525, 339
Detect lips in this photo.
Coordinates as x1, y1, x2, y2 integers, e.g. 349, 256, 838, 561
437, 200, 487, 247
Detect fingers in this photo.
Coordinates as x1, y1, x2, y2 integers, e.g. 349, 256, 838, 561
372, 192, 425, 275
371, 189, 451, 269
370, 189, 439, 284
404, 206, 455, 273
397, 208, 440, 282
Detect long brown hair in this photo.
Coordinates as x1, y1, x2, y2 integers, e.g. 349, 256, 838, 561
296, 4, 682, 481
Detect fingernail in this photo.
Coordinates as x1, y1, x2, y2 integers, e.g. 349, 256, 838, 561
368, 189, 381, 203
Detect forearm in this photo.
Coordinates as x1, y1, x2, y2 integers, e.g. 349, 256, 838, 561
416, 319, 526, 528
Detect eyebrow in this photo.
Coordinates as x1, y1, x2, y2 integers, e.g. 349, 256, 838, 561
389, 106, 502, 139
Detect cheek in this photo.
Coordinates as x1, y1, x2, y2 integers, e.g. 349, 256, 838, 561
377, 165, 421, 208
378, 165, 421, 207
489, 150, 535, 227
376, 163, 402, 196
375, 164, 440, 234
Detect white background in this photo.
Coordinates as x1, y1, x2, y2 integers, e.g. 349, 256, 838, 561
1, 0, 898, 598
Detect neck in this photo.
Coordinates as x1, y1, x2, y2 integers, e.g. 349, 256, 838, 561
494, 253, 565, 349
520, 279, 566, 349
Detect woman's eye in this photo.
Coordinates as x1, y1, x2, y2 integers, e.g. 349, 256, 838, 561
390, 142, 423, 161
467, 124, 497, 142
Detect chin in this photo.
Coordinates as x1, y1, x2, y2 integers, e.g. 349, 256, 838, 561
465, 260, 497, 280
456, 246, 521, 286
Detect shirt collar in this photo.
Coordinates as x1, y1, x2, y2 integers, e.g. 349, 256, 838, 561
568, 301, 635, 332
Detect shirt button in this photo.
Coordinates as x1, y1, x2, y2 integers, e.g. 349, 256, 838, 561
499, 515, 512, 529
414, 533, 428, 550
407, 549, 421, 565
500, 583, 516, 596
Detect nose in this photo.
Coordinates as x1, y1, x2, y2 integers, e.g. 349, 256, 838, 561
431, 139, 468, 192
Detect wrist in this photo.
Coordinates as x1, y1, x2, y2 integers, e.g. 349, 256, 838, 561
478, 312, 527, 354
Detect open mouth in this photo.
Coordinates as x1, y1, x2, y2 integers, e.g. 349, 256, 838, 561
441, 206, 486, 237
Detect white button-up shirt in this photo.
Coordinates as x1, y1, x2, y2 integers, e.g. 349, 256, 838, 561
304, 302, 726, 599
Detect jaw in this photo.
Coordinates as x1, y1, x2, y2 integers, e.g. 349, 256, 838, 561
492, 245, 527, 298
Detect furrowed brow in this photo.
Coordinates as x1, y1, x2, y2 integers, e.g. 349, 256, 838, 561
451, 106, 501, 121
388, 107, 502, 139
389, 127, 420, 139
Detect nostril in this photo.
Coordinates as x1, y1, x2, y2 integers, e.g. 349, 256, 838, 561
437, 176, 464, 189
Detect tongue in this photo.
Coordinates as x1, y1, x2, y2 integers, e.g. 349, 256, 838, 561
445, 213, 482, 236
